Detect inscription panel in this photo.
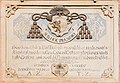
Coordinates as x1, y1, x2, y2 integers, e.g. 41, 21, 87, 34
0, 1, 119, 83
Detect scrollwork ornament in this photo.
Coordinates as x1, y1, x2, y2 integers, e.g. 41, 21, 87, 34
101, 6, 114, 18
101, 67, 113, 78
6, 5, 18, 18
6, 67, 18, 78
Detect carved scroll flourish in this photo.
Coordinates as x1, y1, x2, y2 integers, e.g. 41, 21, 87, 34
6, 67, 18, 78
101, 67, 113, 78
6, 5, 18, 18
101, 6, 114, 18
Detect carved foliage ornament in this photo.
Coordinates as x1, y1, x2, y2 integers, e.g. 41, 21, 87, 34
101, 67, 113, 78
6, 5, 18, 18
101, 6, 114, 18
6, 67, 18, 78
27, 6, 92, 44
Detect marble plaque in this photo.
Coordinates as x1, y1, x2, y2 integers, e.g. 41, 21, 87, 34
0, 1, 119, 83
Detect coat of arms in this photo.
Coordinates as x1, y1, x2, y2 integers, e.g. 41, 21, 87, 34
51, 63, 68, 77
27, 6, 92, 44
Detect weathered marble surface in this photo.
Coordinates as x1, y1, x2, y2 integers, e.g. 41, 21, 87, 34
0, 0, 120, 83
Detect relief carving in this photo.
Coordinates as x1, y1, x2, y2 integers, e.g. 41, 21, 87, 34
6, 5, 18, 18
101, 67, 113, 78
51, 63, 68, 77
27, 6, 92, 44
6, 67, 18, 78
101, 6, 114, 18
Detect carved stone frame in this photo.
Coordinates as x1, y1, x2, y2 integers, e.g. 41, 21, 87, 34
0, 1, 119, 83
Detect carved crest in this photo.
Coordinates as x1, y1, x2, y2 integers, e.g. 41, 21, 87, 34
27, 6, 92, 43
48, 16, 72, 37
51, 63, 68, 77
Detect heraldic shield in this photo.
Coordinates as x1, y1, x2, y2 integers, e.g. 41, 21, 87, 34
51, 63, 68, 77
27, 5, 92, 44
